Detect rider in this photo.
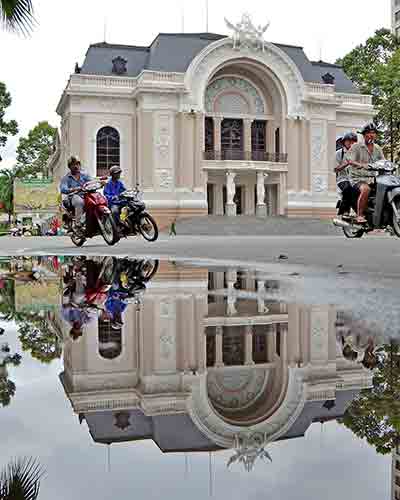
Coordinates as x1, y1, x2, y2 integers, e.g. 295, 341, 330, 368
335, 132, 358, 217
347, 123, 385, 224
103, 165, 126, 223
60, 156, 93, 227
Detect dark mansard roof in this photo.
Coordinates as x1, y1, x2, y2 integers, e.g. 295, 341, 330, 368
79, 32, 359, 94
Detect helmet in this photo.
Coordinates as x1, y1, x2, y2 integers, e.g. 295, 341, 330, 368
343, 132, 358, 143
68, 156, 80, 168
109, 165, 122, 175
336, 135, 344, 151
360, 122, 378, 135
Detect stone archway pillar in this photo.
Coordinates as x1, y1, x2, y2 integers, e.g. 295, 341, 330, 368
256, 171, 268, 217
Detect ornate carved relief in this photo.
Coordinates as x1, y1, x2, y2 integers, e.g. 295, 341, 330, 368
154, 113, 174, 191
205, 77, 265, 114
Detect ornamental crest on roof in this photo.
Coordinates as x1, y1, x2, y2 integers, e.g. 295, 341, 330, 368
224, 12, 270, 51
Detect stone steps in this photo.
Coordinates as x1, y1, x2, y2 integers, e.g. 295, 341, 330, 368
172, 216, 341, 236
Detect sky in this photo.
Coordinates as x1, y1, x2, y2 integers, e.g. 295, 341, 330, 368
0, 0, 392, 169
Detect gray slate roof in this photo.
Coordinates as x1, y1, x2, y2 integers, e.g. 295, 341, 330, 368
80, 33, 358, 94
84, 389, 360, 451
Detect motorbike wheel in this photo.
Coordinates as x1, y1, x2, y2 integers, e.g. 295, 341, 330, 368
98, 213, 120, 246
71, 233, 86, 247
139, 259, 159, 281
342, 226, 364, 239
138, 213, 158, 242
392, 198, 400, 237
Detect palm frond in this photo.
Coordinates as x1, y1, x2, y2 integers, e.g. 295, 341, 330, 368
0, 0, 36, 35
0, 457, 44, 500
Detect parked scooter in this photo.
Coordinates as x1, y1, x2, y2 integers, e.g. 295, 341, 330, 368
62, 180, 119, 247
333, 160, 400, 238
117, 185, 159, 242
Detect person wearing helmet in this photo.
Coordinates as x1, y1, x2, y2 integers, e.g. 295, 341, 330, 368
335, 132, 358, 216
104, 165, 126, 222
347, 123, 385, 224
60, 156, 93, 227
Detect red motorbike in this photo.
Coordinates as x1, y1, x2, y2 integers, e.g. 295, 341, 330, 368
62, 180, 119, 247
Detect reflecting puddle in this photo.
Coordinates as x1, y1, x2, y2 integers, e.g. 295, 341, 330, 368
0, 256, 395, 498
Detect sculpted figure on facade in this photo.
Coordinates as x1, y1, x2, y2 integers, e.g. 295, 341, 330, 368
225, 13, 270, 51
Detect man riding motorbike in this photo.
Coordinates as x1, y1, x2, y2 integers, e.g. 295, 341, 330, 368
347, 123, 385, 224
103, 165, 126, 223
335, 132, 358, 217
60, 156, 93, 229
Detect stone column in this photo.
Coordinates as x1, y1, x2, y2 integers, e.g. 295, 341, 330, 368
225, 171, 237, 216
226, 269, 237, 316
257, 279, 266, 313
244, 119, 253, 157
214, 117, 223, 156
215, 183, 224, 216
244, 326, 255, 365
215, 326, 224, 367
256, 171, 268, 217
267, 324, 277, 362
278, 172, 287, 216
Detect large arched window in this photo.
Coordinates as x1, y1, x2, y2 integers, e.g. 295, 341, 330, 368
96, 126, 120, 177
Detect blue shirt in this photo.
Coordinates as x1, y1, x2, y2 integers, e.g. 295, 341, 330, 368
60, 172, 93, 195
104, 179, 126, 206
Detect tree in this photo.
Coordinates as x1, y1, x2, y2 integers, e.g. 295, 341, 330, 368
336, 29, 400, 160
0, 0, 35, 35
0, 169, 16, 223
342, 343, 400, 455
0, 343, 21, 408
15, 121, 57, 178
0, 81, 18, 154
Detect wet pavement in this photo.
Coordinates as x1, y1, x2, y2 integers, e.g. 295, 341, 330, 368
0, 255, 396, 499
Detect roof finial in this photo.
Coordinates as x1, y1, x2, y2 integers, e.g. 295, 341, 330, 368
103, 16, 107, 43
205, 0, 209, 32
181, 0, 185, 33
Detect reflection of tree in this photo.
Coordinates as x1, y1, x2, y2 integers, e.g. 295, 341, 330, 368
342, 342, 400, 454
18, 318, 61, 364
0, 346, 21, 408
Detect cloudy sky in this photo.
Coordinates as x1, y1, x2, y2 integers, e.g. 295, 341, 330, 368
0, 0, 391, 168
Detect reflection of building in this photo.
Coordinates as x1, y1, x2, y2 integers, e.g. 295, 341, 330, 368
392, 447, 400, 499
59, 263, 372, 454
51, 14, 374, 228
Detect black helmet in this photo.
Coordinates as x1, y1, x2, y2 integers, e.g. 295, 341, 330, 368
343, 132, 358, 143
68, 155, 80, 168
360, 122, 378, 135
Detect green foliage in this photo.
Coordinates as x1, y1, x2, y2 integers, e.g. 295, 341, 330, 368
0, 81, 18, 149
337, 28, 400, 159
0, 457, 44, 500
15, 121, 57, 178
0, 169, 16, 222
0, 0, 35, 35
18, 318, 61, 364
342, 343, 400, 454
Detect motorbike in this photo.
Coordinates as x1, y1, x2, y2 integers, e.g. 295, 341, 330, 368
333, 160, 400, 238
62, 180, 120, 247
117, 186, 159, 242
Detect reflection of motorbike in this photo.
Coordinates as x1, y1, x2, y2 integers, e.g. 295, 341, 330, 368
62, 181, 119, 247
333, 160, 400, 238
117, 186, 159, 242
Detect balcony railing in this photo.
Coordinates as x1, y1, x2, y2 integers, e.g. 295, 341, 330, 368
203, 150, 288, 163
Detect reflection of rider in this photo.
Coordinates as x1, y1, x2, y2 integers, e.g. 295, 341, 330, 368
104, 165, 126, 223
335, 132, 358, 217
60, 156, 93, 226
347, 123, 385, 224
61, 304, 96, 340
105, 287, 128, 328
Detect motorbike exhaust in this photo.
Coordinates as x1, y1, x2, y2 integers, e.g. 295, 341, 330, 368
333, 218, 351, 228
